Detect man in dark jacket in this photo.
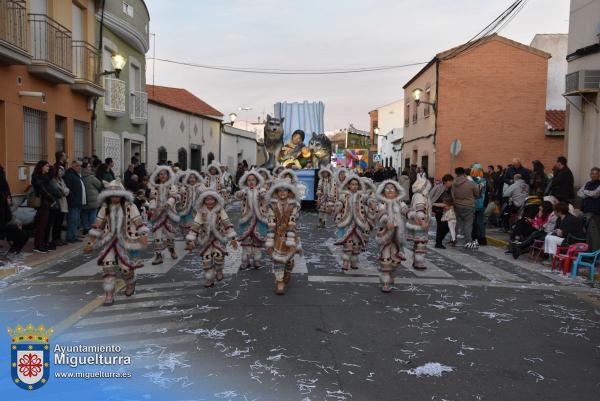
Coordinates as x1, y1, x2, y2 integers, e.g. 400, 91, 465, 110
578, 167, 600, 251
548, 156, 575, 203
64, 161, 86, 243
452, 167, 480, 248
503, 158, 530, 186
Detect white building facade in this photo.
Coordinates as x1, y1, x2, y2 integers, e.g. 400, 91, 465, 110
375, 99, 404, 169
221, 125, 258, 173
530, 34, 569, 110
564, 0, 600, 185
146, 85, 223, 172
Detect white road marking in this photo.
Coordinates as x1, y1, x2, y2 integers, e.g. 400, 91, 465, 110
428, 246, 527, 283
403, 247, 454, 278
59, 240, 189, 277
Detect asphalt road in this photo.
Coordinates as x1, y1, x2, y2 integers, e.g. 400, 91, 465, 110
1, 203, 600, 401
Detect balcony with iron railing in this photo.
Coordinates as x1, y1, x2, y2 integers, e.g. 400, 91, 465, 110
412, 113, 418, 124
565, 70, 600, 94
104, 77, 126, 117
130, 90, 148, 124
71, 40, 103, 96
28, 13, 73, 83
0, 0, 30, 64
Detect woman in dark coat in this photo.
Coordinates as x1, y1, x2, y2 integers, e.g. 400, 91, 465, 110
31, 160, 55, 253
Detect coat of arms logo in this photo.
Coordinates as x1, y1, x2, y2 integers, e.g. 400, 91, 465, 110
8, 323, 53, 390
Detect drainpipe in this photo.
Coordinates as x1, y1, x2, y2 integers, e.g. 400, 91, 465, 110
91, 0, 106, 157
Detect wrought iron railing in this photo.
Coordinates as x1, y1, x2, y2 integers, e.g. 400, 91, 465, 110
130, 90, 148, 121
0, 0, 29, 52
28, 13, 71, 72
412, 113, 418, 123
104, 77, 126, 114
72, 40, 101, 86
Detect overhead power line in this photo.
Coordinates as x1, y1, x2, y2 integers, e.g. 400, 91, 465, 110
145, 58, 430, 75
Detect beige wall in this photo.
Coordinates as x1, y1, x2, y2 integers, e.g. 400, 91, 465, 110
402, 62, 437, 174
566, 0, 600, 186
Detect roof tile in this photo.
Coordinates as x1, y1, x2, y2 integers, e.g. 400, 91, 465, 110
146, 85, 223, 118
545, 110, 565, 131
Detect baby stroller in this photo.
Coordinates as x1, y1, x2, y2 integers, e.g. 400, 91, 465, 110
509, 196, 542, 241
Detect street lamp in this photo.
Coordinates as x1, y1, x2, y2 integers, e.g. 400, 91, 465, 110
228, 112, 238, 125
100, 53, 126, 79
411, 87, 436, 112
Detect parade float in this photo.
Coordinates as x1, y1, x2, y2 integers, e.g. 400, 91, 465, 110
263, 101, 332, 202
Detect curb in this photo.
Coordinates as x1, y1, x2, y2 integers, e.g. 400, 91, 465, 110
486, 235, 508, 248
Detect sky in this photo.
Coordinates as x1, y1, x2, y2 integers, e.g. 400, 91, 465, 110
144, 0, 570, 131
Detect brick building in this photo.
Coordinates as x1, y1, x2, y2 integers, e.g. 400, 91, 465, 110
401, 34, 564, 179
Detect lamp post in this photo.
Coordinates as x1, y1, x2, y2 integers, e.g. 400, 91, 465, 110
411, 87, 436, 112
100, 53, 126, 79
228, 112, 237, 125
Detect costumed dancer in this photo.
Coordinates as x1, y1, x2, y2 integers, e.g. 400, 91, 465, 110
331, 167, 348, 205
272, 165, 285, 178
333, 174, 371, 270
256, 167, 273, 192
149, 165, 180, 265
84, 180, 149, 306
375, 180, 408, 293
265, 180, 301, 295
278, 168, 307, 199
186, 190, 238, 287
220, 165, 233, 204
406, 175, 432, 270
177, 170, 206, 234
235, 170, 269, 270
206, 162, 224, 193
316, 167, 334, 227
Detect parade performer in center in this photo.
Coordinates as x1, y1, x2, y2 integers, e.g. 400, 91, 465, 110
333, 174, 371, 270
186, 190, 238, 287
374, 179, 408, 293
235, 169, 269, 270
148, 165, 180, 265
85, 179, 149, 306
406, 175, 432, 270
177, 170, 206, 235
331, 167, 348, 206
265, 180, 301, 295
278, 168, 307, 200
316, 166, 334, 227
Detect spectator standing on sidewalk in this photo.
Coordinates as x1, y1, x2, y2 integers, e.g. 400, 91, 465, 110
430, 174, 454, 249
504, 158, 530, 186
471, 164, 488, 246
81, 161, 103, 235
530, 160, 548, 198
547, 156, 575, 203
578, 167, 600, 250
47, 165, 69, 249
64, 161, 86, 243
451, 167, 480, 249
31, 161, 55, 253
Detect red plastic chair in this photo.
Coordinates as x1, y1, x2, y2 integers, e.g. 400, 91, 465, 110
552, 243, 589, 275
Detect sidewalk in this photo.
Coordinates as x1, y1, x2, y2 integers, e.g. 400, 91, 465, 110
486, 227, 510, 248
0, 238, 83, 280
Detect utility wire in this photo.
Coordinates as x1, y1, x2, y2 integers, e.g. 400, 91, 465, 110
145, 58, 430, 75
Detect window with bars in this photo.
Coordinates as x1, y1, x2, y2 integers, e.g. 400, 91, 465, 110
23, 107, 47, 162
178, 148, 187, 170
74, 120, 88, 161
